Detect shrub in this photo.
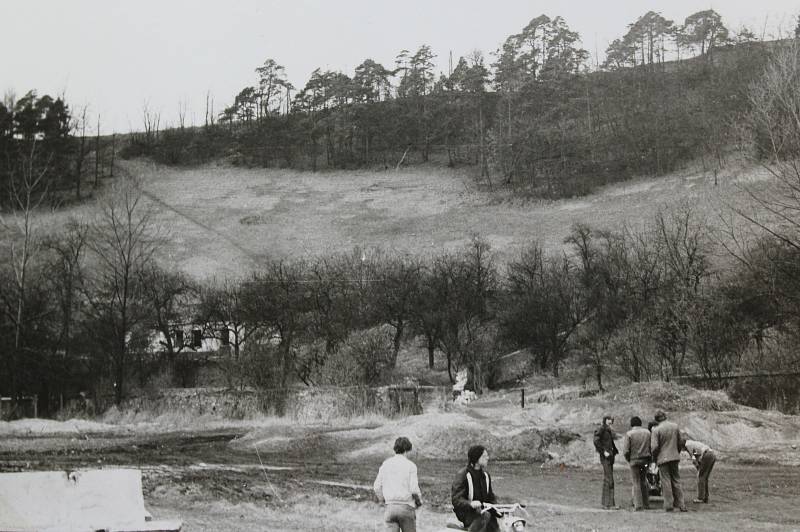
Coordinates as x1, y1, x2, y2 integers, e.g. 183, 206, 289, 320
313, 326, 395, 386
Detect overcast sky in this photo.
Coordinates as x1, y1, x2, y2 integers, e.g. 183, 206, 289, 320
3, 0, 798, 134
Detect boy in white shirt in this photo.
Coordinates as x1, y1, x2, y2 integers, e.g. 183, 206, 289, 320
374, 437, 423, 532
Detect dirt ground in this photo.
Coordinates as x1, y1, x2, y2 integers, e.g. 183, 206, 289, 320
2, 426, 800, 531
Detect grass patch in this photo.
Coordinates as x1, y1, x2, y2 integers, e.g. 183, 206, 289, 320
102, 157, 777, 280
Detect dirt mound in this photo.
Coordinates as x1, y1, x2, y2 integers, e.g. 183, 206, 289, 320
232, 381, 800, 467
284, 412, 584, 463
606, 382, 738, 412
0, 418, 119, 437
401, 421, 581, 462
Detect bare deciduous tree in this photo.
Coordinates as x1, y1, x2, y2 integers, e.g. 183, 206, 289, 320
0, 142, 50, 403
73, 105, 89, 199
81, 180, 160, 404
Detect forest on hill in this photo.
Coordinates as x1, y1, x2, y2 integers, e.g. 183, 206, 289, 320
122, 9, 777, 198
0, 9, 788, 203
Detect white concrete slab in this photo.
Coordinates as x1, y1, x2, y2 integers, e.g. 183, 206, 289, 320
0, 469, 180, 532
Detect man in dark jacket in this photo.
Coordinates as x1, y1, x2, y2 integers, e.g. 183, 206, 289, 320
593, 414, 619, 509
651, 410, 687, 512
451, 445, 498, 532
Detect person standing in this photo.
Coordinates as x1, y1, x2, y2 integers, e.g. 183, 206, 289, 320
374, 436, 423, 532
451, 445, 499, 532
650, 411, 687, 512
593, 414, 619, 509
623, 416, 651, 511
683, 439, 717, 503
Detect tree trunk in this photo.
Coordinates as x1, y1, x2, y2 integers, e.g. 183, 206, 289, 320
595, 356, 604, 391
110, 134, 116, 177
94, 116, 100, 188
392, 322, 403, 365
446, 351, 454, 383
427, 336, 436, 369
76, 133, 86, 199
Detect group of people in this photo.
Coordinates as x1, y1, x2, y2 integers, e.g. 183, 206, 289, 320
373, 438, 502, 532
593, 410, 717, 512
372, 410, 717, 532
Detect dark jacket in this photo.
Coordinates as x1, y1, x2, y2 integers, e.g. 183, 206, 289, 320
451, 465, 497, 526
593, 425, 619, 463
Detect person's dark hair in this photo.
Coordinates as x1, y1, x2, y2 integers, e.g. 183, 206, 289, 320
602, 414, 614, 426
467, 445, 486, 466
394, 437, 412, 454
630, 416, 642, 427
647, 421, 657, 431
654, 410, 667, 422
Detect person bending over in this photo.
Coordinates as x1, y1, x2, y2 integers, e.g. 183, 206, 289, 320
683, 438, 716, 504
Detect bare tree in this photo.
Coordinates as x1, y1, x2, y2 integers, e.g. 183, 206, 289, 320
741, 39, 800, 251
246, 259, 311, 389
0, 142, 50, 403
178, 99, 187, 130
109, 133, 116, 178
142, 101, 161, 145
502, 243, 585, 378
81, 180, 160, 404
43, 220, 88, 410
205, 91, 215, 128
44, 220, 88, 361
73, 106, 89, 199
374, 254, 422, 365
139, 265, 195, 358
196, 280, 261, 359
94, 114, 101, 188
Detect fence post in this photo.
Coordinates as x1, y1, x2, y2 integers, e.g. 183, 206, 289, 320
520, 388, 525, 409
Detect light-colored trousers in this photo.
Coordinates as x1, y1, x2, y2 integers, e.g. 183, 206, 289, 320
658, 461, 685, 510
384, 503, 416, 532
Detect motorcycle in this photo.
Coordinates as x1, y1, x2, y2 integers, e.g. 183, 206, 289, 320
645, 462, 662, 497
445, 503, 529, 532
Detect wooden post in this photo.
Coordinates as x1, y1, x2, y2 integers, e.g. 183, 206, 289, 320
94, 115, 100, 188
520, 388, 525, 409
110, 134, 116, 177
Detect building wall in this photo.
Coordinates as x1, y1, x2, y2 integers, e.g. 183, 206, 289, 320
147, 324, 237, 354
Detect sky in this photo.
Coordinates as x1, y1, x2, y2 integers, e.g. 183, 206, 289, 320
3, 0, 798, 134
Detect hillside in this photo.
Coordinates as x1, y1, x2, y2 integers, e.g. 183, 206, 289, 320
109, 156, 770, 279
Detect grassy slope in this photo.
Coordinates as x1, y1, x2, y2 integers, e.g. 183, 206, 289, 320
112, 156, 772, 280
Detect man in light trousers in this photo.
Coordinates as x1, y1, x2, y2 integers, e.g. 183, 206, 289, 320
374, 436, 423, 532
623, 416, 651, 511
650, 410, 687, 512
684, 439, 717, 503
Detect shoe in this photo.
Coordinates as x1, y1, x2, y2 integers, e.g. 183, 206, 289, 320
603, 506, 621, 510
679, 507, 688, 512
665, 508, 674, 512
692, 499, 703, 503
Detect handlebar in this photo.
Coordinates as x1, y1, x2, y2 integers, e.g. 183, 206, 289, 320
480, 503, 528, 515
